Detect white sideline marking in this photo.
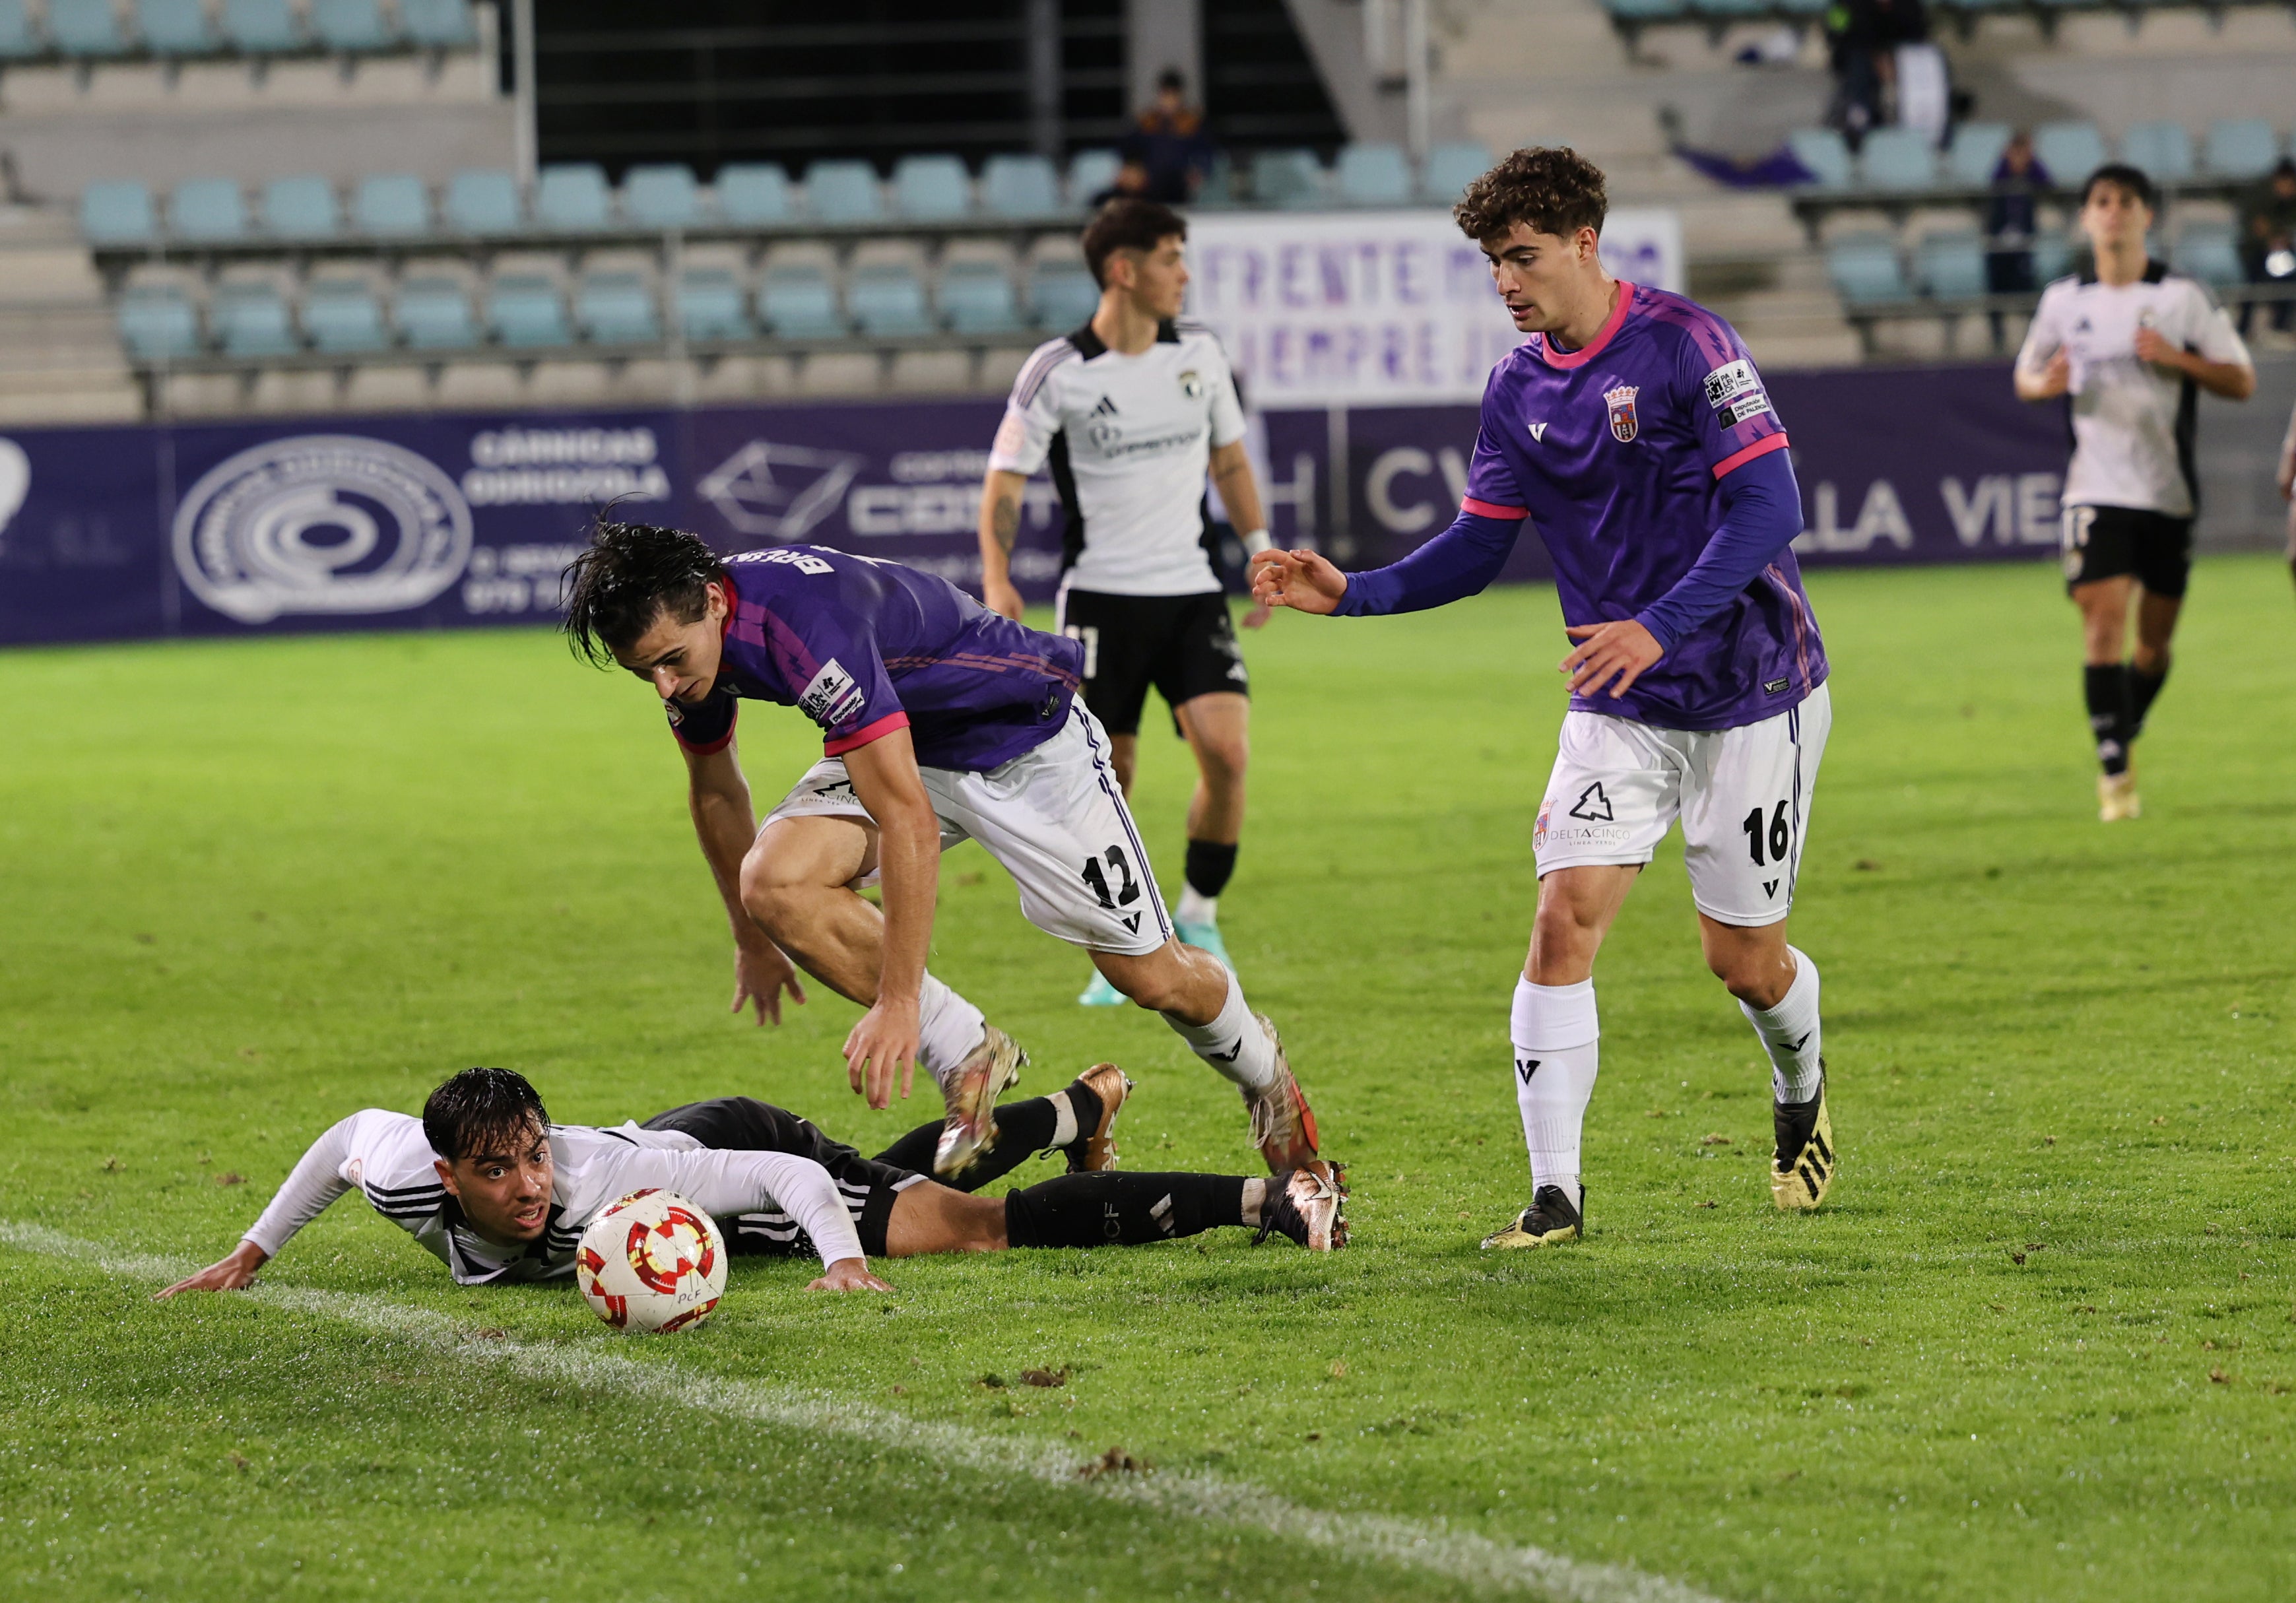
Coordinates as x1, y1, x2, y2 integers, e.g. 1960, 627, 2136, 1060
1, 1220, 1725, 1603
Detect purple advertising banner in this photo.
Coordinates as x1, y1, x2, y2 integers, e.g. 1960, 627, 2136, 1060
0, 364, 2064, 649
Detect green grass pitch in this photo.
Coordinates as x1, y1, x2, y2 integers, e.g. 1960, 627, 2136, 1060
3, 555, 2292, 1602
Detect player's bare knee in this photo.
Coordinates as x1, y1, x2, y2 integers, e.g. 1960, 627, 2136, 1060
1197, 735, 1249, 790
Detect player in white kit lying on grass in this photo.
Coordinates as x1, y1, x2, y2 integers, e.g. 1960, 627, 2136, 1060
156, 1066, 1348, 1300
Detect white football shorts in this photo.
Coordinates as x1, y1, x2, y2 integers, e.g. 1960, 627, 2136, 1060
1532, 683, 1831, 927
761, 700, 1173, 957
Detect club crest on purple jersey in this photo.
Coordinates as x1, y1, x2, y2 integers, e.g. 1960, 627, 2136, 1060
1604, 385, 1640, 444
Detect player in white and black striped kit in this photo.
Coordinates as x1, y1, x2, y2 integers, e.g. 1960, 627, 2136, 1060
2016, 163, 2256, 820
978, 198, 1274, 1006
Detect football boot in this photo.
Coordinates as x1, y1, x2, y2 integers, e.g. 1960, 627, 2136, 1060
1257, 1160, 1350, 1251
2098, 770, 2142, 822
1771, 1067, 1837, 1211
1076, 969, 1126, 1007
1480, 1183, 1585, 1249
1063, 1063, 1132, 1173
933, 1025, 1026, 1178
1240, 1013, 1319, 1171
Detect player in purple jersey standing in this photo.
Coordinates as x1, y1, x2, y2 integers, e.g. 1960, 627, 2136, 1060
1253, 148, 1837, 1245
560, 521, 1326, 1187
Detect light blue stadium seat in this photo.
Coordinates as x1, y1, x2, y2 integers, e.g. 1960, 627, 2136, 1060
1859, 126, 1939, 190
117, 286, 200, 360
394, 277, 478, 347
2202, 119, 2279, 180
2120, 121, 2194, 185
139, 0, 218, 53
1252, 148, 1326, 209
806, 160, 883, 223
938, 259, 1022, 335
2033, 122, 2107, 189
623, 164, 700, 229
1028, 261, 1100, 329
50, 0, 128, 55
213, 282, 298, 356
170, 178, 248, 241
576, 271, 659, 344
302, 277, 388, 352
488, 273, 572, 347
893, 154, 971, 219
758, 263, 847, 338
400, 0, 473, 47
1944, 122, 2010, 188
1826, 232, 1910, 303
1775, 0, 1828, 16
222, 0, 298, 51
1065, 148, 1121, 206
1606, 0, 1686, 17
2172, 220, 2242, 287
676, 269, 752, 341
847, 261, 935, 337
81, 180, 157, 243
312, 0, 395, 51
1422, 141, 1493, 201
1914, 230, 1986, 298
716, 162, 791, 226
1695, 0, 1767, 16
1787, 128, 1854, 188
353, 174, 429, 236
1336, 143, 1412, 206
537, 164, 613, 231
981, 154, 1060, 217
445, 168, 521, 232
0, 0, 37, 59
262, 176, 339, 238
2033, 231, 2077, 283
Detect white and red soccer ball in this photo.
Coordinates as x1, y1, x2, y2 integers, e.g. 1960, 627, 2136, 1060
575, 1189, 727, 1333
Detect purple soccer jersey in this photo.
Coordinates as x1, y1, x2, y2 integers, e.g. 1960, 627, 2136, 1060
664, 546, 1084, 773
1460, 283, 1826, 732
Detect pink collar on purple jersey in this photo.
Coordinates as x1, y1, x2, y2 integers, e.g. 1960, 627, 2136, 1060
1537, 280, 1636, 371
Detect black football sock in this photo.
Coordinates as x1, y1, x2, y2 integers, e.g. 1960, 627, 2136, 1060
2083, 664, 2134, 776
1183, 839, 1238, 901
870, 1078, 1107, 1192
2128, 661, 2169, 735
1004, 1171, 1248, 1247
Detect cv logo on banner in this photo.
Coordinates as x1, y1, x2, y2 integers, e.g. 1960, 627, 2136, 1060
171, 436, 474, 625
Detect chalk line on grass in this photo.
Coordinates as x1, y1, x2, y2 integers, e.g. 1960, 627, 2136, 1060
1, 1219, 1726, 1603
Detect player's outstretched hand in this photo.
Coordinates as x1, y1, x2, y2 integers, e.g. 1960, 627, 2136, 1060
1249, 548, 1346, 614
982, 575, 1026, 622
808, 1257, 896, 1293
154, 1241, 268, 1300
845, 995, 921, 1111
731, 938, 807, 1026
1561, 620, 1664, 700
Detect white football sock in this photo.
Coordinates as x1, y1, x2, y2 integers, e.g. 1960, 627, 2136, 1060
1512, 977, 1599, 1201
1175, 886, 1218, 926
1163, 969, 1277, 1092
1046, 1090, 1080, 1149
1742, 947, 1823, 1104
915, 972, 987, 1092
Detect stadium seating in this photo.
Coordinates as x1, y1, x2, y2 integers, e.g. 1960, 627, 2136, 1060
1065, 149, 1121, 206
1787, 129, 1854, 189
82, 180, 157, 244
170, 178, 249, 242
1028, 260, 1100, 329
1858, 128, 1939, 191
717, 163, 793, 226
623, 165, 701, 230
537, 165, 614, 232
312, 0, 397, 53
1252, 148, 1326, 209
847, 261, 936, 337
2204, 119, 2280, 180
445, 169, 522, 233
938, 259, 1024, 335
394, 277, 478, 348
981, 154, 1061, 218
212, 281, 298, 357
116, 284, 200, 360
139, 0, 218, 53
487, 274, 572, 348
2033, 121, 2109, 187
262, 176, 341, 239
575, 271, 659, 344
354, 174, 431, 236
2171, 220, 2243, 286
303, 277, 389, 352
0, 0, 35, 59
1913, 230, 1988, 299
2120, 121, 2194, 185
676, 269, 753, 341
49, 0, 128, 55
401, 0, 476, 48
222, 0, 300, 53
1421, 142, 1493, 201
893, 156, 972, 220
1944, 123, 2011, 188
806, 161, 884, 224
1827, 232, 1911, 303
1336, 143, 1414, 206
758, 262, 847, 338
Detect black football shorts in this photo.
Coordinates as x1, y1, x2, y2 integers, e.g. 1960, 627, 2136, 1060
2061, 504, 2194, 599
1055, 588, 1249, 738
640, 1097, 923, 1259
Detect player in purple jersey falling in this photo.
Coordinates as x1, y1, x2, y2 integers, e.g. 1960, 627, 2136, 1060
560, 521, 1323, 1184
1253, 148, 1835, 1245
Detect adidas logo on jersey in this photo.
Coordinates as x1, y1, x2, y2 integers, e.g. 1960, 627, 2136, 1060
1091, 395, 1120, 417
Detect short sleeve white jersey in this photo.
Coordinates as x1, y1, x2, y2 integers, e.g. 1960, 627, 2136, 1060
987, 318, 1247, 597
2016, 265, 2251, 518
238, 1110, 864, 1282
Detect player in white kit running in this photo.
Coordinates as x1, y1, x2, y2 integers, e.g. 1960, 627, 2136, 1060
978, 198, 1274, 1005
2015, 163, 2256, 821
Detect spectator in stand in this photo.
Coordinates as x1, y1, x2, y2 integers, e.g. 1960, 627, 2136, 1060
1123, 68, 1216, 204
1821, 0, 1930, 148
1984, 131, 2051, 350
2237, 158, 2296, 335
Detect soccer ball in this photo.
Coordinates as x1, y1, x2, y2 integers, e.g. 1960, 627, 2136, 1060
575, 1189, 727, 1333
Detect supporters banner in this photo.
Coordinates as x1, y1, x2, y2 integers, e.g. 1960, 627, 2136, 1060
1185, 208, 1686, 408
0, 362, 2071, 648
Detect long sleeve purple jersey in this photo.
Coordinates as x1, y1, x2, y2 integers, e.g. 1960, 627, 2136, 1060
664, 546, 1084, 773
1337, 282, 1827, 733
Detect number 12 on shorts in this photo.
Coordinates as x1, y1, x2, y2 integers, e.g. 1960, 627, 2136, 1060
1742, 800, 1792, 867
1080, 845, 1140, 909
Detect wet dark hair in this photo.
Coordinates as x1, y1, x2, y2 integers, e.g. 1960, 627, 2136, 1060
1082, 197, 1188, 288
2080, 162, 2157, 211
422, 1067, 549, 1163
1453, 146, 1608, 244
561, 519, 727, 668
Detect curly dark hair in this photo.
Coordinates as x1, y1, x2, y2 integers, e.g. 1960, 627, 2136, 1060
1453, 147, 1608, 244
422, 1066, 549, 1163
560, 519, 727, 667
